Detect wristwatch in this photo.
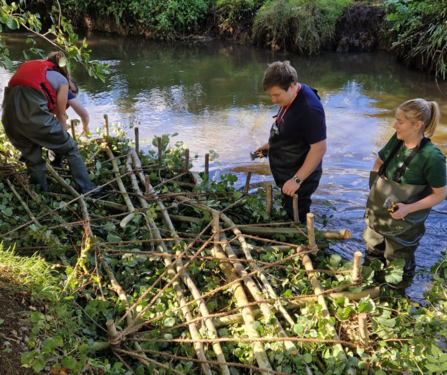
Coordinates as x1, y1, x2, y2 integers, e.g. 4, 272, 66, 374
294, 175, 303, 184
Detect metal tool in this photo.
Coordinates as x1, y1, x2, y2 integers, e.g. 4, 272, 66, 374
250, 149, 268, 160
383, 197, 405, 221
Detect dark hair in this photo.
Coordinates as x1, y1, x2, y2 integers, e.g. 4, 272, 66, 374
46, 51, 69, 81
262, 61, 298, 91
69, 76, 79, 95
398, 98, 440, 138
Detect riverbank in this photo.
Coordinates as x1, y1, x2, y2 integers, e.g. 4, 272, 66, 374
38, 0, 441, 78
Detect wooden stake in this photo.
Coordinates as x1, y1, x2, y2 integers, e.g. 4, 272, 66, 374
184, 149, 190, 172
352, 251, 363, 284
145, 175, 149, 196
70, 119, 76, 141
293, 194, 299, 223
243, 172, 252, 196
134, 127, 139, 155
204, 153, 209, 177
103, 114, 109, 139
358, 313, 369, 347
157, 137, 162, 164
265, 183, 273, 217
212, 212, 220, 242
306, 213, 317, 254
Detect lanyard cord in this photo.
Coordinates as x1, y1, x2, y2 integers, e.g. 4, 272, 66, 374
276, 84, 301, 126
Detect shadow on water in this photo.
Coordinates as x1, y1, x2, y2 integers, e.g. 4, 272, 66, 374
1, 32, 446, 301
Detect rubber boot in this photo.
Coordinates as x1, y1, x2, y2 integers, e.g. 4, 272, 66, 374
28, 170, 48, 192
48, 150, 63, 168
66, 156, 95, 194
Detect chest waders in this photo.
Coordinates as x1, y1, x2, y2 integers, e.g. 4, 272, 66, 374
363, 138, 432, 276
268, 122, 322, 223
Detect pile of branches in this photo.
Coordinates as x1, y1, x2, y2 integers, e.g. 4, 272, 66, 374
0, 124, 433, 375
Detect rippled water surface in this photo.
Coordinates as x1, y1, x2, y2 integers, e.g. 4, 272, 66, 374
1, 33, 446, 300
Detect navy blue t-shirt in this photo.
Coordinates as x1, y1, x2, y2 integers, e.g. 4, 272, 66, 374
268, 83, 326, 186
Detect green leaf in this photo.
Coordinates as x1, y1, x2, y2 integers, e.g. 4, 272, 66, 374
58, 57, 68, 67
107, 233, 122, 242
30, 312, 44, 323
31, 357, 45, 372
4, 207, 13, 217
252, 321, 262, 331
358, 297, 375, 313
375, 371, 386, 375
21, 351, 36, 365
0, 319, 4, 324
303, 353, 312, 363
425, 364, 441, 372
6, 16, 19, 30
62, 356, 77, 370
376, 317, 396, 328
43, 337, 62, 350
164, 317, 175, 327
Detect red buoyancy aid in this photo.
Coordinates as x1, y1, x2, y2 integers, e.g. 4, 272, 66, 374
8, 60, 58, 114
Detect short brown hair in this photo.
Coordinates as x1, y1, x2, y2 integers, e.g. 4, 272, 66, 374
262, 61, 298, 91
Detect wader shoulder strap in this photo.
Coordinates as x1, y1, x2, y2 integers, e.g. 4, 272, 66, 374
378, 139, 403, 178
393, 137, 430, 182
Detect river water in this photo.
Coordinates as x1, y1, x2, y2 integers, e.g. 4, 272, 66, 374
1, 32, 446, 300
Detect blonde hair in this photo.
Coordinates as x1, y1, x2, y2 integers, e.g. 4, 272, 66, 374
398, 98, 440, 138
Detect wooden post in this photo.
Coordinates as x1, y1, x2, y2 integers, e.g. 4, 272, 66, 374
243, 172, 252, 196
306, 213, 317, 254
184, 148, 190, 172
70, 119, 76, 141
134, 127, 139, 155
265, 183, 273, 217
358, 313, 369, 347
106, 319, 121, 348
293, 194, 299, 223
352, 251, 363, 284
103, 114, 109, 139
212, 211, 220, 242
157, 136, 162, 164
145, 175, 149, 196
205, 153, 209, 177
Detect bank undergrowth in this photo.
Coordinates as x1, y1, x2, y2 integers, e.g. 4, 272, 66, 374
382, 0, 447, 79
253, 0, 352, 53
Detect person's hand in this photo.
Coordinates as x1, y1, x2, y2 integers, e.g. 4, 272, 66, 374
255, 143, 269, 153
390, 202, 410, 220
282, 178, 300, 197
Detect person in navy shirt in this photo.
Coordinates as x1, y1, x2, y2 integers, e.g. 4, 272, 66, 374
256, 61, 327, 223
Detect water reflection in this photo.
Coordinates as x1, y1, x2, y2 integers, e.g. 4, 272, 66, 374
0, 32, 446, 300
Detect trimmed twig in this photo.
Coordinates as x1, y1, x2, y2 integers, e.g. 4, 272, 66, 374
157, 136, 162, 164
47, 192, 128, 211
205, 153, 209, 176
104, 114, 109, 139
293, 194, 299, 223
244, 171, 252, 195
358, 313, 370, 347
134, 127, 139, 155
265, 183, 273, 217
212, 212, 273, 375
306, 213, 318, 254
352, 251, 363, 284
235, 225, 352, 240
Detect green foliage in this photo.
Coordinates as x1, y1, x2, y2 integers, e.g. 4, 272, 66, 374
253, 0, 352, 53
62, 0, 208, 40
0, 1, 108, 81
383, 0, 447, 79
210, 0, 264, 33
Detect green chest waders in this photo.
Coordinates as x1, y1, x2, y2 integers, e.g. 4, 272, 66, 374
363, 139, 432, 275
